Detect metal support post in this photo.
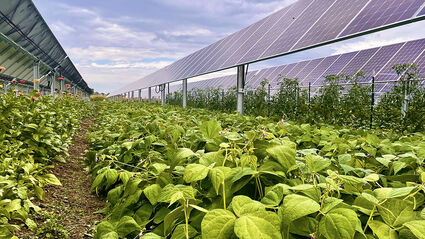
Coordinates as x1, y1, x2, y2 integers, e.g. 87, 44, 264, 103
401, 78, 410, 119
50, 73, 55, 97
131, 91, 135, 102
161, 84, 166, 105
308, 82, 311, 113
267, 83, 271, 117
138, 89, 142, 102
33, 61, 40, 91
60, 79, 64, 95
182, 79, 187, 108
236, 65, 245, 114
148, 87, 152, 103
370, 71, 375, 129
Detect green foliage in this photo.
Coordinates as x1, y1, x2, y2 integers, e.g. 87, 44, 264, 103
0, 92, 92, 236
167, 64, 424, 133
88, 101, 425, 239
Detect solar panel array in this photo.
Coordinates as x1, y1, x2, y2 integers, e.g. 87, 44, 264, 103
0, 0, 90, 92
112, 0, 425, 96
164, 38, 425, 97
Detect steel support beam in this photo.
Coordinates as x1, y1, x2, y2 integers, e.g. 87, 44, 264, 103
148, 87, 152, 103
33, 61, 39, 91
161, 84, 166, 105
236, 65, 245, 114
182, 79, 187, 108
138, 89, 142, 102
50, 73, 55, 97
131, 91, 135, 102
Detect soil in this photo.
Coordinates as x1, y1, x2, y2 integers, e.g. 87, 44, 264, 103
17, 117, 106, 239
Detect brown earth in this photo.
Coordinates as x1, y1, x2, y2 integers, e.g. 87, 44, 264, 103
17, 117, 105, 239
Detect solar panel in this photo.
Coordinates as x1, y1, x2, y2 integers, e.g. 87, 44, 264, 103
340, 0, 424, 37
301, 55, 339, 85
111, 0, 425, 96
293, 59, 323, 80
261, 0, 338, 58
376, 38, 425, 81
292, 0, 368, 51
237, 0, 314, 65
339, 48, 380, 76
285, 60, 313, 79
314, 51, 359, 85
419, 6, 425, 15
358, 43, 404, 81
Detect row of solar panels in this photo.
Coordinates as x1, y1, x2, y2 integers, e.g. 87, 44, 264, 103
0, 0, 90, 92
157, 38, 425, 97
112, 0, 425, 95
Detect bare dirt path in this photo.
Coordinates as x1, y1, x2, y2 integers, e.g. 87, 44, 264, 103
18, 117, 106, 238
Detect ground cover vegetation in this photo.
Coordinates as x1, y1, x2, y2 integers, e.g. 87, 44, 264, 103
0, 91, 93, 238
88, 100, 425, 239
167, 64, 425, 133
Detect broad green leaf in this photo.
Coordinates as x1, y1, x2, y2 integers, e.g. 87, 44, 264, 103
280, 194, 320, 225
231, 195, 265, 217
200, 120, 222, 139
234, 211, 282, 239
305, 154, 331, 173
43, 174, 62, 186
171, 224, 198, 239
261, 184, 291, 206
266, 143, 296, 171
290, 217, 318, 237
144, 184, 162, 205
378, 199, 416, 227
116, 216, 141, 238
142, 233, 163, 239
101, 232, 119, 239
184, 164, 210, 183
208, 167, 230, 195
201, 209, 236, 239
319, 208, 358, 239
387, 187, 415, 199
404, 220, 425, 239
95, 221, 115, 237
368, 220, 397, 239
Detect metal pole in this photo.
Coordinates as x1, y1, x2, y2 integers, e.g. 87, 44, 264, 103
308, 82, 311, 113
182, 79, 187, 108
148, 87, 152, 103
401, 77, 410, 119
60, 79, 64, 95
267, 83, 271, 117
370, 71, 375, 129
50, 73, 55, 97
138, 89, 142, 102
236, 65, 245, 114
161, 84, 166, 105
131, 91, 135, 102
33, 61, 39, 91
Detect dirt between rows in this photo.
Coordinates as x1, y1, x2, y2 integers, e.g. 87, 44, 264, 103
18, 117, 106, 239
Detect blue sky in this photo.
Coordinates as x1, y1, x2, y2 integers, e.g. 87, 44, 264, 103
33, 0, 425, 93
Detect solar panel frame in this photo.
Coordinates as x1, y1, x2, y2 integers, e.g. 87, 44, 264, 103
261, 0, 338, 59
292, 0, 370, 51
110, 0, 425, 96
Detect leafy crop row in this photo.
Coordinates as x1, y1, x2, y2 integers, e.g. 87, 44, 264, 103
167, 64, 425, 132
88, 101, 425, 239
0, 92, 92, 238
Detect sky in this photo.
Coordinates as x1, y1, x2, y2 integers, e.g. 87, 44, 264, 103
32, 0, 425, 93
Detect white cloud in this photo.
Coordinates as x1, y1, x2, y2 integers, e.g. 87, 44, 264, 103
163, 28, 213, 37
51, 21, 75, 36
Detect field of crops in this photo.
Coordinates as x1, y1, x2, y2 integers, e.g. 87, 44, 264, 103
0, 92, 93, 238
87, 101, 425, 239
